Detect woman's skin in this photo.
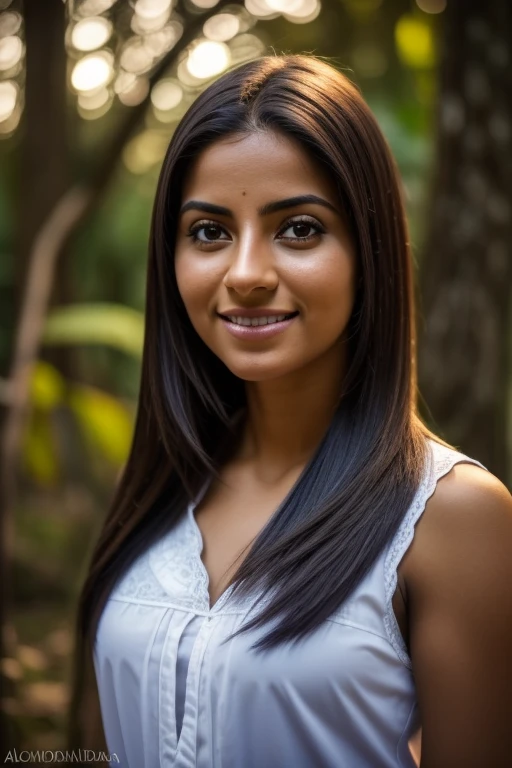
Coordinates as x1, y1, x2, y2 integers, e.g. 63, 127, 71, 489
176, 130, 356, 477
175, 129, 356, 600
175, 130, 512, 766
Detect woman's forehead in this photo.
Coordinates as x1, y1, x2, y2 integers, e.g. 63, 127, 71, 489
180, 131, 340, 205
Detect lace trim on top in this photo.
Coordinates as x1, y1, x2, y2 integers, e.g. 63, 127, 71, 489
113, 494, 242, 614
383, 439, 487, 668
112, 511, 208, 610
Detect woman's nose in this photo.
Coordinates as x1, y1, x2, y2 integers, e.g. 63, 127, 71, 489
222, 232, 279, 295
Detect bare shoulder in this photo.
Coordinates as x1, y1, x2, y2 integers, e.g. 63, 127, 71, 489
428, 460, 511, 517
403, 460, 512, 766
402, 460, 512, 588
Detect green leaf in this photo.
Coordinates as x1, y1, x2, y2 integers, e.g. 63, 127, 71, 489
43, 303, 145, 359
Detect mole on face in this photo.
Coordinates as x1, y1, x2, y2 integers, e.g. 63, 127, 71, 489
242, 191, 246, 196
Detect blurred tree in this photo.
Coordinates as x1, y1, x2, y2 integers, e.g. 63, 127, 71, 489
418, 0, 512, 484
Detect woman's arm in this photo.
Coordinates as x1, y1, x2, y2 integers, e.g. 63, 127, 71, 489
404, 463, 512, 768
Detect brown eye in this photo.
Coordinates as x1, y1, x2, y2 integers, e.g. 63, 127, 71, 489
278, 217, 324, 242
203, 225, 223, 241
188, 221, 230, 244
292, 223, 313, 238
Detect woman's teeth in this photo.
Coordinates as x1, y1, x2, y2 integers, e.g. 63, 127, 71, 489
227, 315, 290, 327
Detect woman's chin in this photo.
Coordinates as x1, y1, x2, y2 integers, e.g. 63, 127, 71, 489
224, 360, 296, 383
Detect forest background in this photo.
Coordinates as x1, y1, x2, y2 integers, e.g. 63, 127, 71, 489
0, 0, 510, 755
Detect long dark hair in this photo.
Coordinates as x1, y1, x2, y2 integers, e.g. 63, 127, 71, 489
71, 52, 439, 740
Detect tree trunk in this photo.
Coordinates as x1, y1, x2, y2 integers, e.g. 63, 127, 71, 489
419, 0, 512, 485
16, 0, 69, 289
0, 0, 69, 749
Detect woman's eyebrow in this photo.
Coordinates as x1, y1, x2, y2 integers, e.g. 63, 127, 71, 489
179, 194, 340, 217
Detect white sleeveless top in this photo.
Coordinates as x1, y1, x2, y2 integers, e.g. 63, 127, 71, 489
93, 440, 485, 767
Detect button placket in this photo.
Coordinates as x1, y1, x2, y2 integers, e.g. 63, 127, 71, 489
158, 611, 196, 764
173, 614, 217, 767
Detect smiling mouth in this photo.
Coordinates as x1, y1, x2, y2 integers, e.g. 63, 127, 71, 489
218, 312, 299, 327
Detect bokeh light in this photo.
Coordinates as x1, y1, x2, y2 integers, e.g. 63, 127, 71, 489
191, 0, 221, 9
150, 78, 183, 110
243, 0, 279, 20
120, 37, 155, 74
0, 11, 22, 36
78, 93, 113, 120
283, 0, 320, 23
229, 32, 265, 64
395, 14, 435, 69
77, 0, 117, 16
78, 87, 110, 111
114, 69, 136, 94
71, 51, 114, 92
186, 39, 230, 79
203, 13, 239, 42
0, 35, 23, 71
143, 23, 183, 55
133, 0, 173, 18
131, 9, 170, 34
415, 0, 446, 13
123, 129, 169, 174
0, 104, 20, 134
71, 17, 113, 52
117, 76, 149, 106
0, 79, 17, 121
222, 5, 256, 33
176, 58, 205, 87
266, 0, 301, 13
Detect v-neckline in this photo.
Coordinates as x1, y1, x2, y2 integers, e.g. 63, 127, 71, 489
187, 500, 235, 613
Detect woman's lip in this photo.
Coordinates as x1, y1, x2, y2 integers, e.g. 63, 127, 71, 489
218, 314, 299, 340
218, 309, 297, 318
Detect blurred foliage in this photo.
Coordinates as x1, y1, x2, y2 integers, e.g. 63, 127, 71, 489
69, 383, 134, 466
395, 13, 436, 69
23, 353, 136, 486
43, 303, 144, 358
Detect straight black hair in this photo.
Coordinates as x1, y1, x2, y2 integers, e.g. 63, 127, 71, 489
70, 53, 441, 742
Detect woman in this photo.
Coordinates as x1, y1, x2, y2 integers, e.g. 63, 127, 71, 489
73, 55, 512, 767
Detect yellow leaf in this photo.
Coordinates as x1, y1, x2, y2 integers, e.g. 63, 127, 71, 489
395, 15, 436, 69
43, 303, 145, 358
69, 384, 134, 466
22, 411, 59, 484
30, 361, 65, 410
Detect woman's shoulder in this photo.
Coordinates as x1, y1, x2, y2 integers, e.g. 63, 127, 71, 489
423, 438, 510, 531
401, 446, 512, 765
404, 439, 512, 595
429, 455, 509, 513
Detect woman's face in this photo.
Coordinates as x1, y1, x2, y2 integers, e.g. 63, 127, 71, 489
174, 131, 357, 383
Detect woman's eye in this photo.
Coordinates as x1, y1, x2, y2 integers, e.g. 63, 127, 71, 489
188, 222, 229, 243
187, 217, 323, 245
278, 219, 323, 241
